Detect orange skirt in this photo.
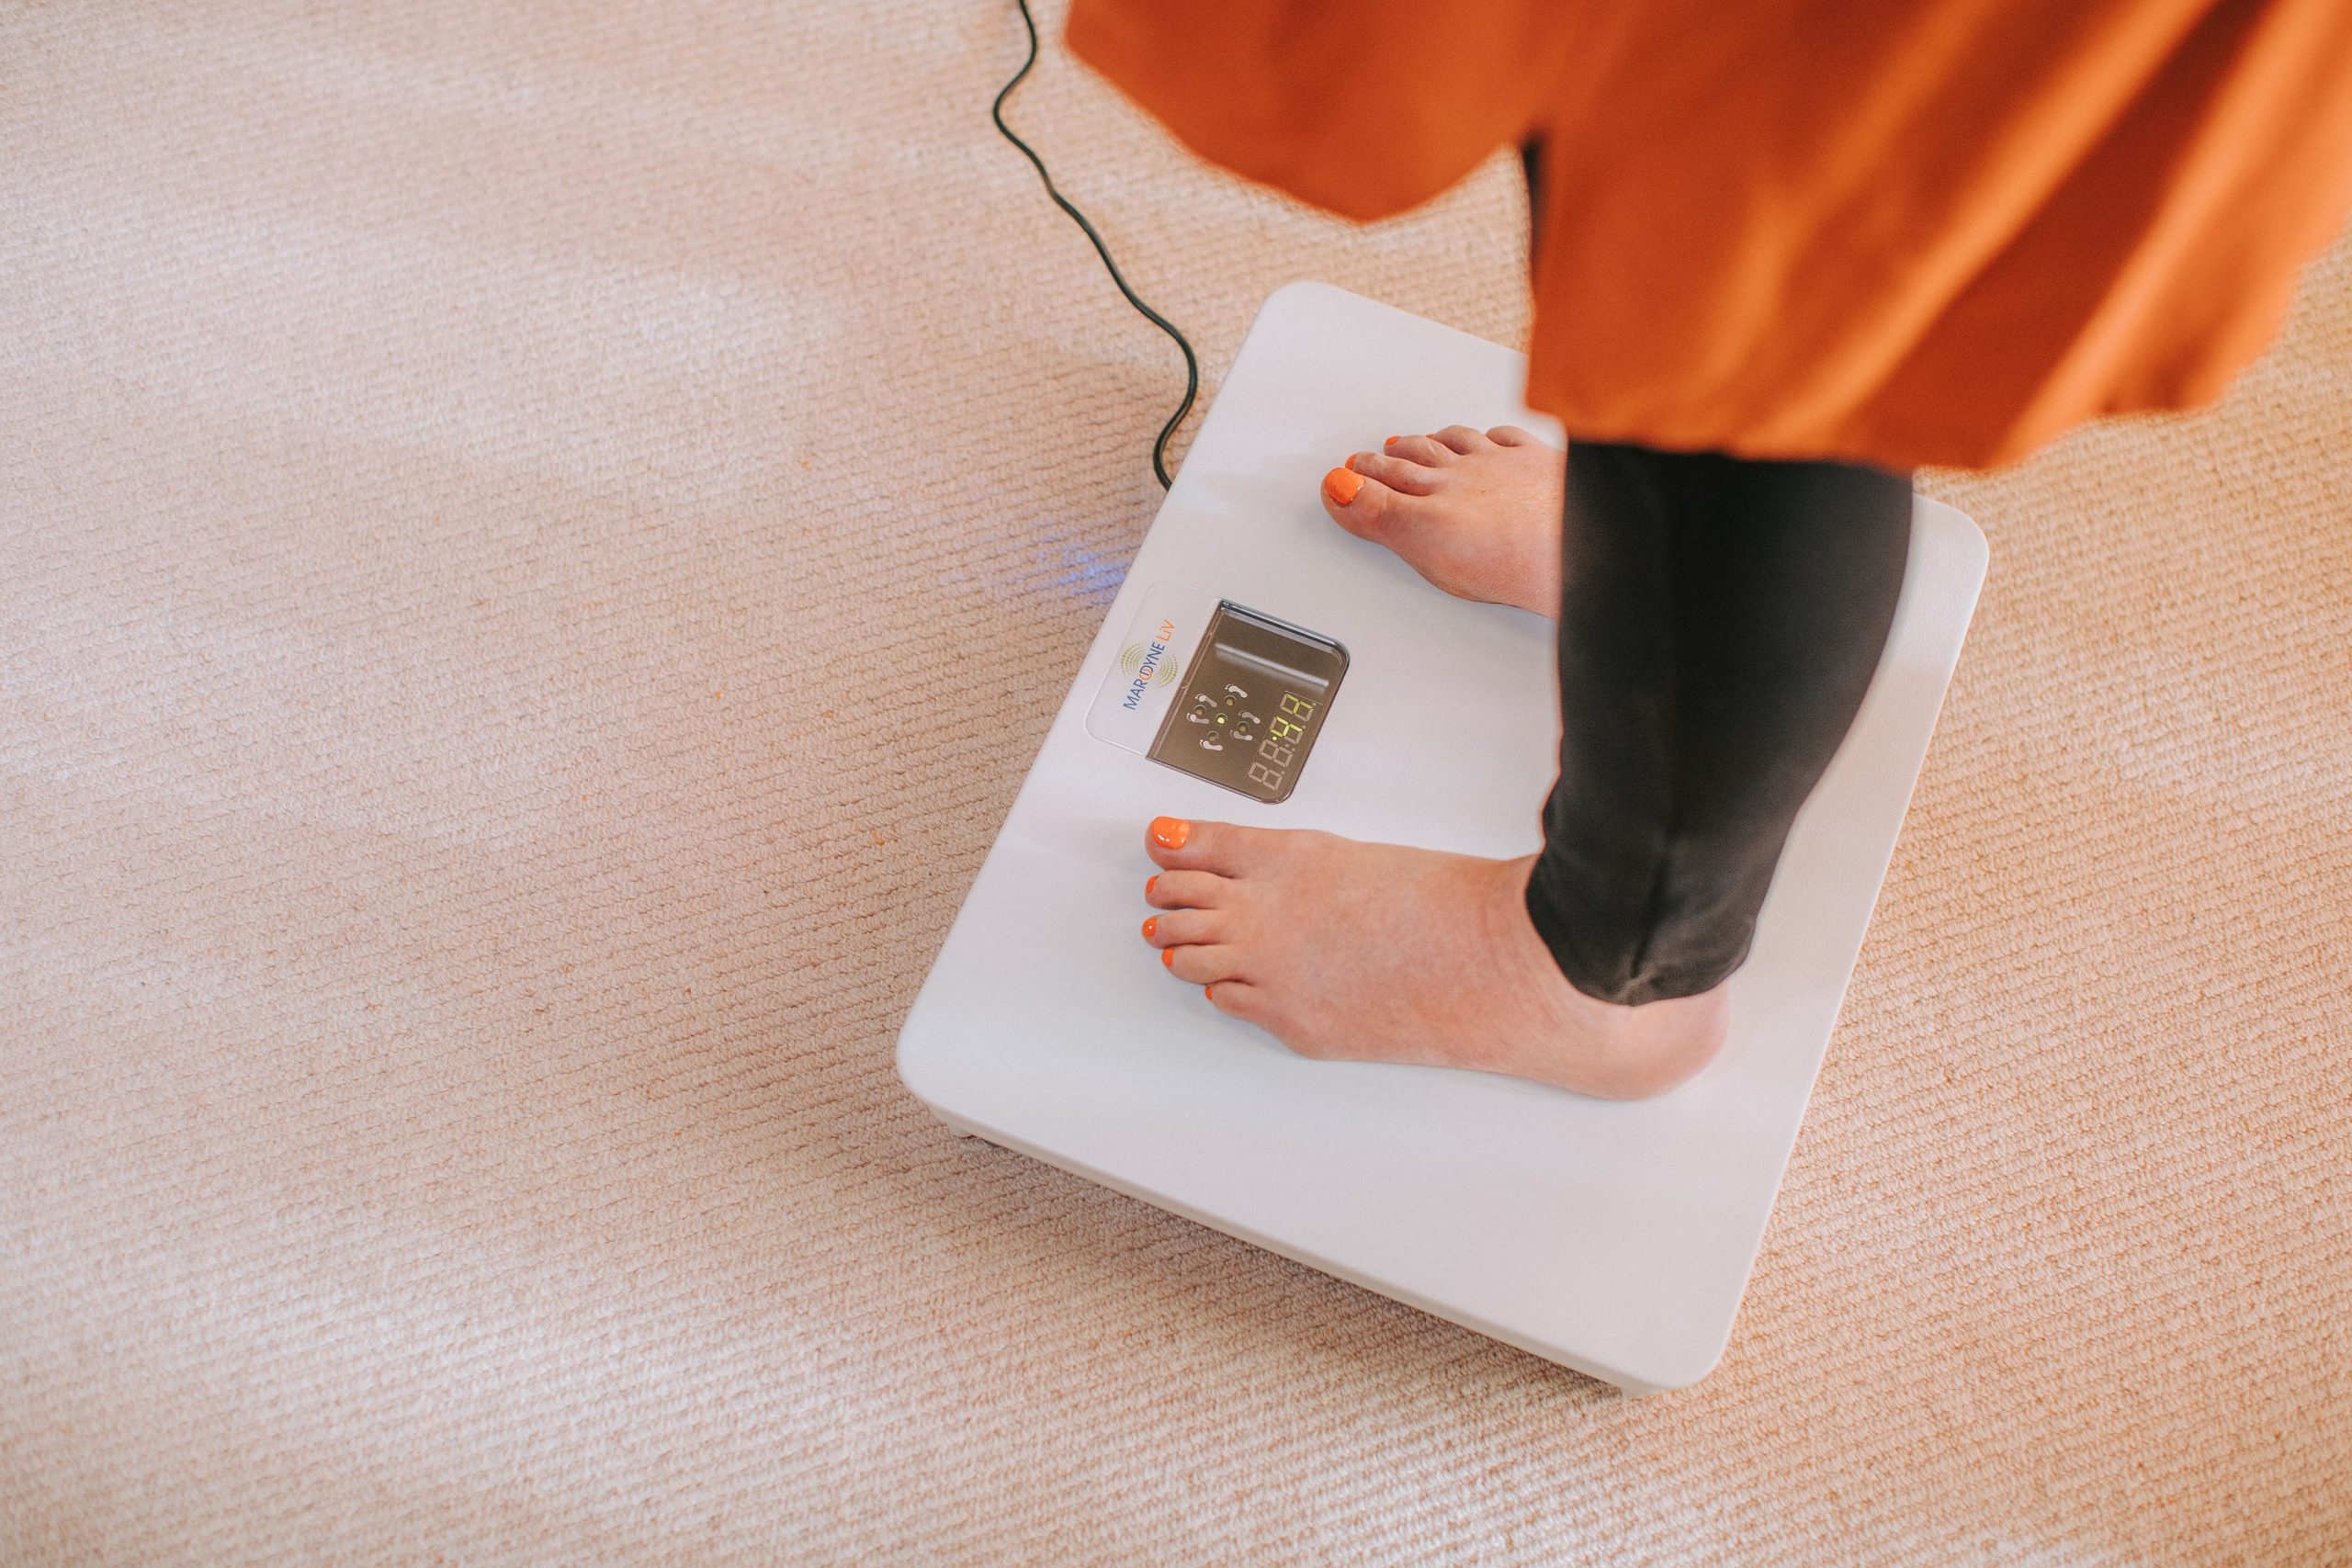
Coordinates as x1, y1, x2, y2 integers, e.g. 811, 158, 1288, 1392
1069, 0, 2352, 470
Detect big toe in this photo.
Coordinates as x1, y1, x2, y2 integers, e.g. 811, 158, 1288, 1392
1146, 816, 1276, 876
1320, 465, 1408, 542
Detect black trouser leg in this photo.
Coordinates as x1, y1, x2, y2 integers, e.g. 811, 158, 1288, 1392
1522, 442, 1914, 1005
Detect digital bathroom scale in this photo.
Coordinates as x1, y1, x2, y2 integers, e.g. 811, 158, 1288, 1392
898, 282, 1985, 1394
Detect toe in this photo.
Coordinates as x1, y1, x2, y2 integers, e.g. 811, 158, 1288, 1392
1486, 423, 1540, 446
1141, 908, 1223, 949
1204, 979, 1266, 1020
1384, 434, 1455, 466
1163, 942, 1242, 984
1145, 817, 1264, 875
1145, 870, 1226, 909
1321, 464, 1366, 509
1320, 468, 1427, 545
1433, 424, 1493, 454
1343, 451, 1441, 495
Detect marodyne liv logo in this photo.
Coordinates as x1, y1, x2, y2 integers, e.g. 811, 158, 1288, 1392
1117, 620, 1182, 710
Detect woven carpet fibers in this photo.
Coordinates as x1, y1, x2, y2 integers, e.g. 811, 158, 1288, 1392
3, 3, 2347, 1562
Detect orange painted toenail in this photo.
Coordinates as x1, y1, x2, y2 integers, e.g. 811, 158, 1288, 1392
1161, 948, 1175, 969
1385, 434, 1401, 445
1142, 917, 1157, 942
1146, 874, 1159, 898
1149, 816, 1191, 850
1322, 466, 1363, 506
1204, 985, 1216, 1001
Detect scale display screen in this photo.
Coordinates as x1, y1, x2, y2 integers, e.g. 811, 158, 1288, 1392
1147, 602, 1348, 804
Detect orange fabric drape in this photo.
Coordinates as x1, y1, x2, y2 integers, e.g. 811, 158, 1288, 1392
1068, 0, 2352, 470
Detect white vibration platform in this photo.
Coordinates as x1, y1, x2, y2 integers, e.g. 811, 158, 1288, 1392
898, 282, 1985, 1394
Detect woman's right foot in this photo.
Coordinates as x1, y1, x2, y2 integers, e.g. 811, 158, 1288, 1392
1138, 817, 1727, 1100
1319, 424, 1566, 617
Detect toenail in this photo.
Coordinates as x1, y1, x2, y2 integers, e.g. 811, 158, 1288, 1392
1146, 874, 1159, 898
1149, 816, 1191, 850
1142, 917, 1157, 941
1322, 467, 1363, 506
1204, 985, 1215, 1001
1161, 948, 1174, 969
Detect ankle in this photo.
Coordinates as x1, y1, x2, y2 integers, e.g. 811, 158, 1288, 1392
1487, 856, 1730, 1098
1609, 985, 1729, 1098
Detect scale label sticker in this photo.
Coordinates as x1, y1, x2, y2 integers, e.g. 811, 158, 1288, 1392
1085, 581, 1221, 754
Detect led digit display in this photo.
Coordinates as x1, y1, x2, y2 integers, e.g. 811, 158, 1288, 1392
1146, 602, 1348, 804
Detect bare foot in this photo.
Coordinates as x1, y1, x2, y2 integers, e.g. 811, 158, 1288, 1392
1319, 424, 1566, 617
1139, 817, 1727, 1100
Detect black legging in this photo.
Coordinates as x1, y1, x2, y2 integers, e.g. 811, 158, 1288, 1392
1521, 443, 1913, 1005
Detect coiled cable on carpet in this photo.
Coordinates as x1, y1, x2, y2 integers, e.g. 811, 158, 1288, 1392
991, 0, 1199, 490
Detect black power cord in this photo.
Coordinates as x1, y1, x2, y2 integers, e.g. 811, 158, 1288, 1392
991, 0, 1199, 490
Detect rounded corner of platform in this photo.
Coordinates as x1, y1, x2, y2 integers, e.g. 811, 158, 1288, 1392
1913, 493, 1991, 578
1247, 278, 1359, 336
890, 1017, 955, 1111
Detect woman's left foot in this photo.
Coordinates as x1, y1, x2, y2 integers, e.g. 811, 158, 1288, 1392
1318, 424, 1566, 616
1138, 817, 1727, 1100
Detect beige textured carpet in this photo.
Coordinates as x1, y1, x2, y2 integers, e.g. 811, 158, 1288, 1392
5, 2, 2348, 1562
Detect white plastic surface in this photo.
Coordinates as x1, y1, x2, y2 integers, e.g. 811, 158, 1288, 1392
897, 282, 1985, 1393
